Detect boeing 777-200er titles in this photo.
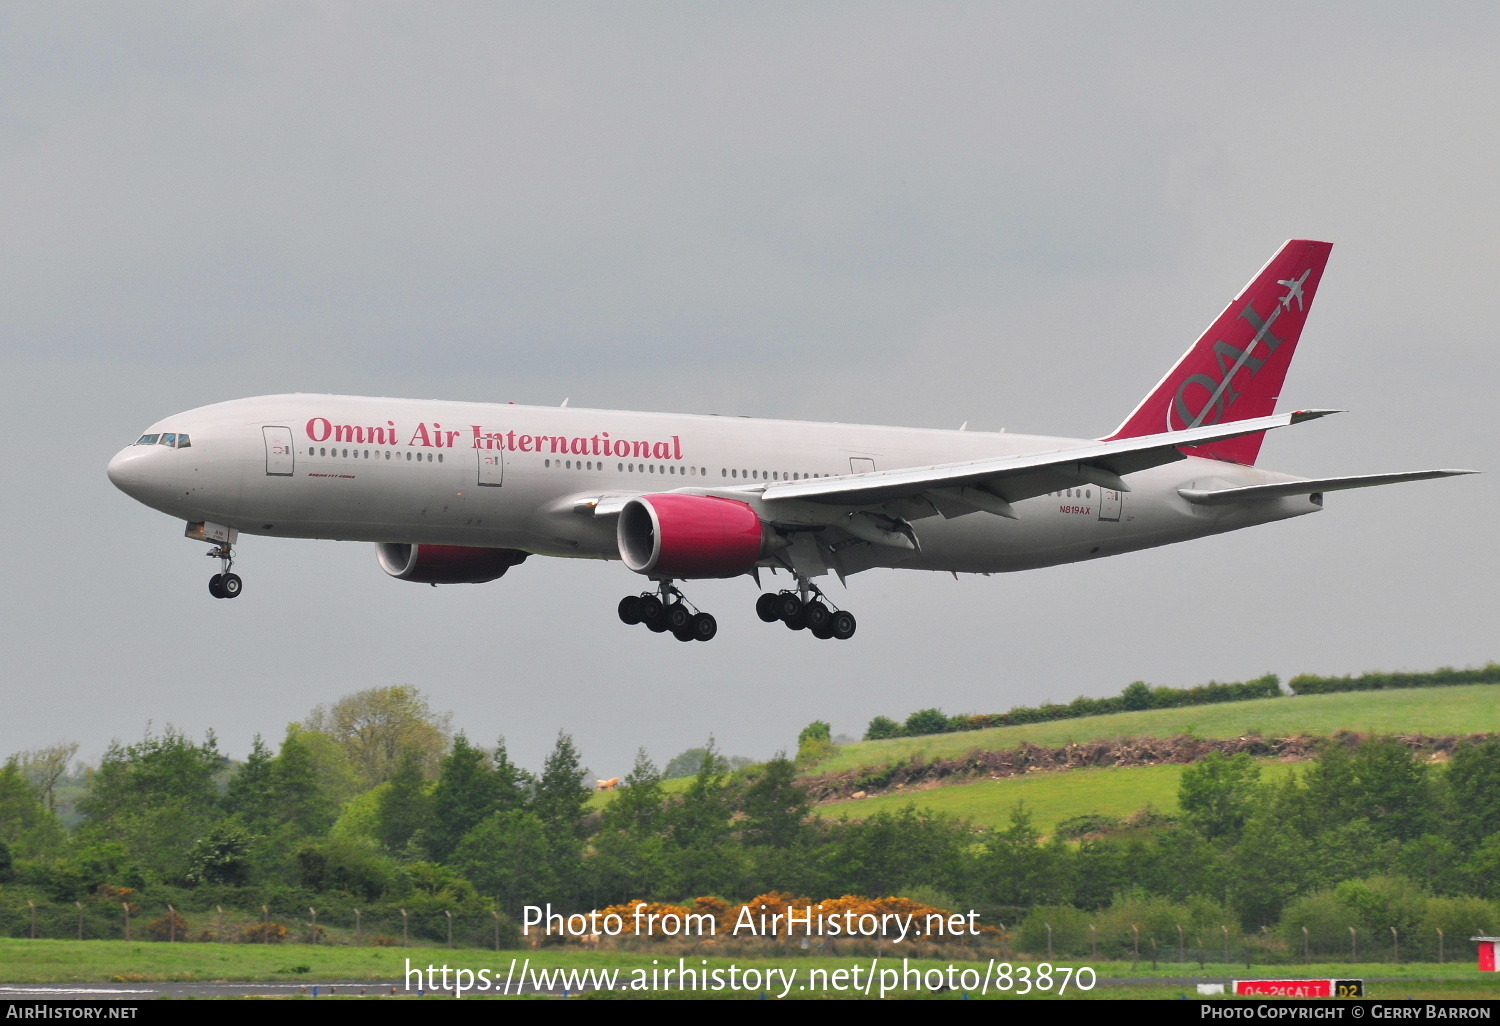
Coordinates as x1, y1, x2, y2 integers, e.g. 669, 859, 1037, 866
109, 240, 1473, 642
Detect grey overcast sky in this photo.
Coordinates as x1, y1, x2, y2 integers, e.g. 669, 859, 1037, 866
2, 2, 1494, 778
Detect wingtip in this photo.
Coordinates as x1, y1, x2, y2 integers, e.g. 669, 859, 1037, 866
1289, 408, 1344, 424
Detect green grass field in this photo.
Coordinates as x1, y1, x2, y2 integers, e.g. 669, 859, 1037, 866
813, 684, 1500, 778
813, 760, 1298, 834
4, 940, 1499, 1000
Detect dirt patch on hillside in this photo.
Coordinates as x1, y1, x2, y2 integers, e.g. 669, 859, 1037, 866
803, 731, 1491, 804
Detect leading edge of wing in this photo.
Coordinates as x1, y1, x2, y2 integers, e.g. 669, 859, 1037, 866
759, 409, 1340, 508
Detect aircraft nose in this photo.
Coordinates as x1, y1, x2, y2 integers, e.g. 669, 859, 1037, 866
107, 446, 167, 504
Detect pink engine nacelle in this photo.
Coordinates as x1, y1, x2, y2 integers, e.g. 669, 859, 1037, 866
376, 543, 528, 584
617, 494, 775, 578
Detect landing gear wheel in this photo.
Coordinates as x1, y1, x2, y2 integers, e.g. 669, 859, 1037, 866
811, 621, 835, 640
774, 592, 802, 623
208, 574, 224, 599
638, 595, 664, 626
665, 602, 693, 632
755, 593, 780, 623
618, 596, 643, 625
672, 626, 695, 642
219, 573, 243, 599
690, 612, 717, 642
801, 601, 831, 631
829, 610, 856, 640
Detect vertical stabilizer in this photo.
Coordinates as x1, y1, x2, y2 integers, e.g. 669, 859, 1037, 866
1107, 239, 1333, 465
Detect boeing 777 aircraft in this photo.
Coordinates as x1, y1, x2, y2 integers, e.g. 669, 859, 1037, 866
108, 240, 1472, 641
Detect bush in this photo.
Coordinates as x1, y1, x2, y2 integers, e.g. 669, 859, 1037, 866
864, 716, 902, 741
293, 837, 397, 900
902, 709, 952, 737
1279, 889, 1363, 953
1017, 904, 1092, 957
1289, 663, 1500, 695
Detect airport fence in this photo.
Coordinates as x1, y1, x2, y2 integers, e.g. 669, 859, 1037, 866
0, 899, 519, 949
0, 899, 1490, 966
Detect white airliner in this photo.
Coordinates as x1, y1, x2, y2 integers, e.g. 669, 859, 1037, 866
107, 240, 1471, 641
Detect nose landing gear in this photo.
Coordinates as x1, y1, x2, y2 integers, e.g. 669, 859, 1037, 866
756, 578, 855, 640
618, 581, 716, 642
207, 544, 242, 599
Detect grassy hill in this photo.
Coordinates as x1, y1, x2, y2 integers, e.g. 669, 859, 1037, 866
814, 683, 1500, 777
807, 684, 1498, 836
813, 760, 1299, 835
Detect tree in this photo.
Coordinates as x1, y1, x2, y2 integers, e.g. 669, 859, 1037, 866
1178, 751, 1261, 840
864, 716, 902, 740
1444, 738, 1500, 848
0, 760, 49, 844
532, 732, 590, 838
796, 721, 838, 767
666, 740, 741, 896
377, 749, 431, 854
601, 749, 666, 835
492, 738, 533, 814
1120, 680, 1154, 711
740, 755, 808, 848
226, 735, 278, 827
304, 685, 452, 786
427, 734, 500, 862
903, 708, 951, 737
185, 820, 255, 886
271, 724, 357, 836
978, 804, 1071, 908
1348, 737, 1434, 841
453, 810, 557, 915
591, 750, 669, 903
14, 742, 78, 814
79, 728, 224, 822
75, 728, 226, 883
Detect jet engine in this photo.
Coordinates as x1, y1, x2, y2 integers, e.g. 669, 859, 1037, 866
376, 543, 528, 584
617, 494, 782, 578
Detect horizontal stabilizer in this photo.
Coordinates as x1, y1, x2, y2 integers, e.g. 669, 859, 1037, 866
1178, 470, 1476, 506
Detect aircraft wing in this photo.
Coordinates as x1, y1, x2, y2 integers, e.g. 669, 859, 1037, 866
1177, 469, 1477, 506
755, 409, 1339, 513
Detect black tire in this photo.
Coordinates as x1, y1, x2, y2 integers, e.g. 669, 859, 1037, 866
801, 601, 831, 631
647, 618, 670, 633
618, 595, 642, 625
811, 621, 835, 640
673, 626, 695, 642
830, 610, 856, 640
208, 574, 224, 599
691, 612, 718, 641
755, 593, 780, 623
774, 592, 802, 623
220, 573, 243, 599
665, 602, 692, 631
638, 595, 663, 624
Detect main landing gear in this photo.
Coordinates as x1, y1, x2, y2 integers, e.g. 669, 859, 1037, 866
755, 580, 856, 640
618, 582, 717, 642
207, 543, 242, 600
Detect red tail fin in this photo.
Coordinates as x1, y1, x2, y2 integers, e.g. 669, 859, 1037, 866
1107, 239, 1333, 465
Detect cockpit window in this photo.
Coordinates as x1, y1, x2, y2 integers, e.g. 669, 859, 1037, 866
159, 433, 177, 446
137, 434, 160, 445
176, 434, 190, 448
